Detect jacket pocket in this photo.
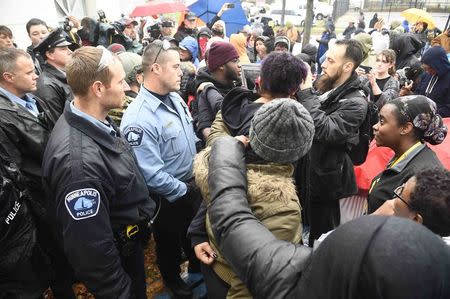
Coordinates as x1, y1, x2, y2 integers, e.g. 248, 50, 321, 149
162, 127, 182, 158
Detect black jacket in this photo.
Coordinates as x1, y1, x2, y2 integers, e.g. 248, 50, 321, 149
368, 144, 443, 213
34, 63, 73, 125
208, 137, 312, 298
391, 33, 422, 69
0, 90, 54, 217
42, 102, 156, 298
194, 68, 235, 136
296, 73, 369, 202
174, 26, 198, 43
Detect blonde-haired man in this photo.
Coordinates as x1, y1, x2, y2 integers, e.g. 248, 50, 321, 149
42, 46, 155, 299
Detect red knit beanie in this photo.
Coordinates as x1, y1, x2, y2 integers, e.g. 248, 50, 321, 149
207, 41, 239, 72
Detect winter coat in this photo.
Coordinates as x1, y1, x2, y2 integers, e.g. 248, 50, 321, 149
174, 25, 198, 43
360, 75, 399, 109
193, 69, 236, 138
0, 128, 50, 298
194, 147, 301, 299
391, 33, 422, 69
0, 90, 53, 218
416, 46, 450, 117
296, 73, 369, 202
34, 63, 73, 126
368, 144, 443, 213
206, 87, 262, 146
207, 137, 312, 298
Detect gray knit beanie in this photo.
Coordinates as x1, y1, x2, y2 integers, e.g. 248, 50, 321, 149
249, 98, 315, 163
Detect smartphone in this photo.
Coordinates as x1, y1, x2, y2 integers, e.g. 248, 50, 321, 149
360, 65, 372, 74
227, 3, 235, 8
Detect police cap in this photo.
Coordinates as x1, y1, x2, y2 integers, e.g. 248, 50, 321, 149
33, 27, 72, 58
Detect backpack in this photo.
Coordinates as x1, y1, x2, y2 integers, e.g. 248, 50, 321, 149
348, 100, 379, 166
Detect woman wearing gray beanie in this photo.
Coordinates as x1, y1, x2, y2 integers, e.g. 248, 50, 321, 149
193, 98, 314, 298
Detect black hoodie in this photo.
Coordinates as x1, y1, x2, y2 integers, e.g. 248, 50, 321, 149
391, 33, 422, 69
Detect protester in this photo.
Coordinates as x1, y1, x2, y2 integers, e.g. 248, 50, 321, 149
174, 12, 198, 42
374, 168, 450, 239
353, 32, 376, 68
197, 27, 212, 61
195, 41, 240, 141
297, 39, 369, 245
193, 99, 314, 298
205, 136, 450, 298
431, 29, 450, 54
180, 36, 200, 67
26, 18, 49, 74
286, 21, 300, 47
33, 28, 74, 124
274, 35, 290, 52
369, 13, 378, 28
230, 33, 250, 63
179, 36, 199, 103
343, 21, 356, 39
368, 95, 447, 213
160, 17, 175, 38
246, 27, 262, 63
358, 11, 365, 29
0, 25, 14, 48
391, 33, 422, 69
42, 46, 155, 298
253, 35, 273, 62
361, 49, 399, 109
316, 23, 336, 74
121, 40, 201, 298
416, 46, 450, 117
413, 21, 429, 49
108, 52, 143, 125
296, 43, 318, 74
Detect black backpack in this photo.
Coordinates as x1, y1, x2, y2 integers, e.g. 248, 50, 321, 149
348, 100, 379, 166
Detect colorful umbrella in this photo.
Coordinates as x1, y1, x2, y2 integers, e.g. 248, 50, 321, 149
130, 1, 188, 17
188, 0, 249, 36
401, 8, 436, 29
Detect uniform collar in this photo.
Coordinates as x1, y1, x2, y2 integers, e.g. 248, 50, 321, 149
64, 101, 123, 154
138, 85, 182, 113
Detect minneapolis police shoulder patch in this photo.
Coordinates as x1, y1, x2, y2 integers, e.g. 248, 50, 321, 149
124, 126, 144, 146
65, 188, 100, 221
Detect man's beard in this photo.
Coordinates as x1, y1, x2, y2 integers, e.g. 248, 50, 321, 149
316, 66, 343, 93
224, 65, 239, 84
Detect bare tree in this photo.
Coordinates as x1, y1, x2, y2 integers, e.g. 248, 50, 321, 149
302, 0, 314, 48
281, 0, 286, 26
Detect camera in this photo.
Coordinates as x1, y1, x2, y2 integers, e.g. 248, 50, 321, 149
397, 65, 423, 88
63, 17, 72, 32
97, 10, 107, 23
227, 3, 235, 8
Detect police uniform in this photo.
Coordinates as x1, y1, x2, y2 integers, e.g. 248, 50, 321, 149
120, 87, 201, 292
42, 101, 156, 298
33, 28, 74, 126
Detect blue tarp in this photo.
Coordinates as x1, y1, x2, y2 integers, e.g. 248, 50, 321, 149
188, 0, 249, 36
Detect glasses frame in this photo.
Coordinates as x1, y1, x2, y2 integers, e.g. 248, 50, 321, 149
152, 39, 172, 65
393, 183, 413, 210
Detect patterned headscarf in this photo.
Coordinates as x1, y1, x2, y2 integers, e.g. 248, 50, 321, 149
390, 95, 447, 145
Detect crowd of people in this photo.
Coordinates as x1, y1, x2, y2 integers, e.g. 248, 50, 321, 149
0, 4, 450, 299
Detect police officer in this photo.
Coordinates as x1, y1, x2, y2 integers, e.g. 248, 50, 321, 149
34, 27, 75, 126
121, 40, 201, 298
0, 48, 75, 297
42, 46, 156, 299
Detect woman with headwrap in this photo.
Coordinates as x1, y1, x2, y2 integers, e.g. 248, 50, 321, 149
202, 133, 450, 298
368, 95, 447, 212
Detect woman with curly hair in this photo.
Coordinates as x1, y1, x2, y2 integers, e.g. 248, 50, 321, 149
368, 95, 447, 212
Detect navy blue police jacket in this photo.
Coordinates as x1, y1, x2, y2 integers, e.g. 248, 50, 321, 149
42, 102, 156, 298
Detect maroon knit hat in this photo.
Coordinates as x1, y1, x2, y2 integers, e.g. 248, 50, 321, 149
207, 41, 239, 72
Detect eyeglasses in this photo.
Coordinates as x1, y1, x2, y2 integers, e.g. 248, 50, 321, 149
153, 39, 172, 65
393, 183, 413, 210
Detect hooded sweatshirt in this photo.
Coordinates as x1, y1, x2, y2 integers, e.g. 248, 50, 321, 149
391, 33, 422, 69
353, 33, 376, 68
417, 46, 450, 117
230, 33, 250, 63
179, 36, 200, 67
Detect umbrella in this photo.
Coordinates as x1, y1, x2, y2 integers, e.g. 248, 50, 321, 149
130, 1, 187, 17
401, 8, 436, 29
188, 0, 249, 37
